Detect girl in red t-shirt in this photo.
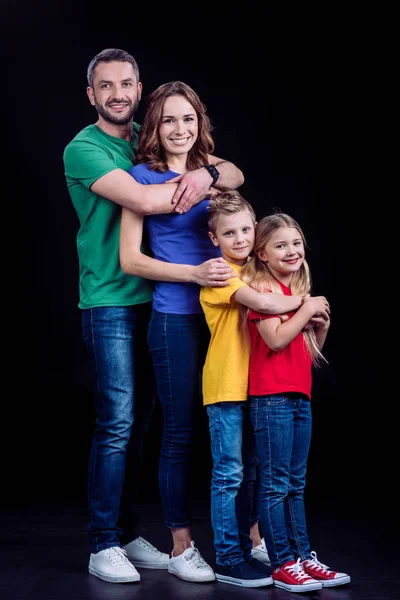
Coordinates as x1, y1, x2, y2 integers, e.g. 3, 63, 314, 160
240, 213, 351, 593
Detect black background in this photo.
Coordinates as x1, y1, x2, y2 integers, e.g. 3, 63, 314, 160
2, 6, 387, 521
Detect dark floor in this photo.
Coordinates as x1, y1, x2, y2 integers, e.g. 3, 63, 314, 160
1, 497, 398, 600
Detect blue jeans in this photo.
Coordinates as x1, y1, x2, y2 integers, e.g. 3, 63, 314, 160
207, 402, 258, 566
82, 304, 156, 553
249, 394, 312, 568
147, 310, 210, 528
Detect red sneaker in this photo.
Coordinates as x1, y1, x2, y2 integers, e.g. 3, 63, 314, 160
302, 551, 351, 588
272, 559, 322, 592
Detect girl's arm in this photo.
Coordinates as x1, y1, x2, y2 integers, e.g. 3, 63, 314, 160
307, 315, 331, 350
255, 297, 330, 352
119, 207, 235, 285
234, 285, 303, 315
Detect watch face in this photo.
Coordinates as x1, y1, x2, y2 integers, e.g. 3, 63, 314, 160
206, 164, 219, 184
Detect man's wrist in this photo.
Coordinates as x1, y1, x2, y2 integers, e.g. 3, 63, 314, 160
203, 164, 220, 187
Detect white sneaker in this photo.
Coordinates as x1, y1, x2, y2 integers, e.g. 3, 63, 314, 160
122, 536, 169, 569
168, 541, 216, 583
251, 539, 271, 565
88, 547, 140, 583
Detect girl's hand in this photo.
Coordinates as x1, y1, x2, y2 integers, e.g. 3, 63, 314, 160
307, 315, 331, 330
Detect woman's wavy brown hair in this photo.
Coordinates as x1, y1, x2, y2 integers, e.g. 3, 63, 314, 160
135, 81, 214, 172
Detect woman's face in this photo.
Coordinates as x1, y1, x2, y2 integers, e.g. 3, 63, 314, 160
158, 94, 198, 160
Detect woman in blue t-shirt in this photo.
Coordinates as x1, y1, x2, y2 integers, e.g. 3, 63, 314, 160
119, 81, 244, 583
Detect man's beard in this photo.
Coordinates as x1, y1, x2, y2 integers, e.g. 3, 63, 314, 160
95, 97, 140, 125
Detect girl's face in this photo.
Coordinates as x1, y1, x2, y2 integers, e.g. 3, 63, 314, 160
158, 94, 198, 162
258, 226, 305, 284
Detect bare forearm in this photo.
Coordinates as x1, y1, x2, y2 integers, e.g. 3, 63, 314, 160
210, 158, 245, 190
91, 169, 179, 215
262, 293, 303, 315
315, 326, 329, 350
120, 252, 197, 282
260, 304, 315, 351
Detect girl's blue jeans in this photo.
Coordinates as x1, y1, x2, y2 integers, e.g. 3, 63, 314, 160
249, 393, 313, 568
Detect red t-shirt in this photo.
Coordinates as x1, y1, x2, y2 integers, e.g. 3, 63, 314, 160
248, 280, 312, 398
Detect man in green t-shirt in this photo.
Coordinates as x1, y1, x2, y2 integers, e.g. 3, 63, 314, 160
63, 47, 244, 584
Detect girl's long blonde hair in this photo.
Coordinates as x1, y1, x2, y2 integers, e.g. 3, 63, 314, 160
240, 213, 327, 366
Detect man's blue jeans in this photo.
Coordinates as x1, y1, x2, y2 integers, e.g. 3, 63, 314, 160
249, 394, 312, 568
82, 304, 155, 553
207, 402, 258, 566
147, 310, 210, 528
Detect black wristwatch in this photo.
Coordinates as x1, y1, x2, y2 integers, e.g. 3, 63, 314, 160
203, 164, 220, 187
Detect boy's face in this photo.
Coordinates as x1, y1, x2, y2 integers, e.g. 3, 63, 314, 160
209, 209, 256, 266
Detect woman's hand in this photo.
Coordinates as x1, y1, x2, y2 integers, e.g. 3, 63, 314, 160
193, 257, 236, 286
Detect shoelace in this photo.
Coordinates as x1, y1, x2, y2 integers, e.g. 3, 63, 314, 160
106, 547, 133, 569
285, 558, 312, 581
184, 546, 208, 570
305, 551, 331, 574
134, 537, 165, 556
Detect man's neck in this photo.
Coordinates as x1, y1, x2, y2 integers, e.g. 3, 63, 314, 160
96, 116, 133, 142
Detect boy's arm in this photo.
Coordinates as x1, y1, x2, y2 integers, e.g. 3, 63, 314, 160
234, 285, 303, 314
119, 207, 235, 285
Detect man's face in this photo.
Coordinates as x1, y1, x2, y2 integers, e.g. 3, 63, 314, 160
87, 61, 142, 125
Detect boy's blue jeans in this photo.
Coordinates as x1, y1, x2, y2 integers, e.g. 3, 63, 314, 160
82, 304, 155, 553
249, 394, 312, 568
207, 402, 259, 566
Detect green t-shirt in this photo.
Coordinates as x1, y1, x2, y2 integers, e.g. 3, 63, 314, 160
63, 123, 153, 309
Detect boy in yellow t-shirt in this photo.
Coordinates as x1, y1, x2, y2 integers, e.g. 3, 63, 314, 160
199, 190, 303, 587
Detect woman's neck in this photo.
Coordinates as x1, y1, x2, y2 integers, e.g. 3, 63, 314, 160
166, 154, 188, 174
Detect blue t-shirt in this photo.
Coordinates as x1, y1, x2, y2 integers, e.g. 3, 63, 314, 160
128, 163, 221, 314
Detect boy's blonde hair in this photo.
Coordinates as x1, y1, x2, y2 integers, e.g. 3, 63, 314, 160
207, 190, 256, 234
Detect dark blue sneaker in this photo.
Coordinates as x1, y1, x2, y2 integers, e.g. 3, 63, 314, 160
215, 559, 273, 587
247, 557, 273, 576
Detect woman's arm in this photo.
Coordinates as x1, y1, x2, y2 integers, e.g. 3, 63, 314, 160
255, 297, 330, 352
119, 207, 235, 285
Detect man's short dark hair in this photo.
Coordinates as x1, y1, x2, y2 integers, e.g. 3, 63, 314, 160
87, 48, 140, 88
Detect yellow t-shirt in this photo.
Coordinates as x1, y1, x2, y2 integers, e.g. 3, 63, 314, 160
199, 263, 250, 406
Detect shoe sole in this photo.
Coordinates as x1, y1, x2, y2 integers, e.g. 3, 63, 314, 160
88, 566, 140, 583
168, 567, 216, 583
130, 560, 169, 570
274, 580, 322, 592
216, 574, 273, 588
320, 575, 351, 587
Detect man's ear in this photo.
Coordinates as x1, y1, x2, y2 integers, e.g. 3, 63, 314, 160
137, 81, 143, 101
208, 231, 219, 247
87, 86, 95, 106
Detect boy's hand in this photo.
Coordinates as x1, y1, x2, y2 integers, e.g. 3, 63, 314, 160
302, 295, 330, 320
193, 257, 236, 286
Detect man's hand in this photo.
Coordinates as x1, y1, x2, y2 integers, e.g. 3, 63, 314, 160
192, 257, 236, 286
168, 168, 213, 214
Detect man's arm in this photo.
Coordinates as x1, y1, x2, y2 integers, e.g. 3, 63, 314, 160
119, 207, 235, 285
171, 155, 245, 213
91, 169, 183, 215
